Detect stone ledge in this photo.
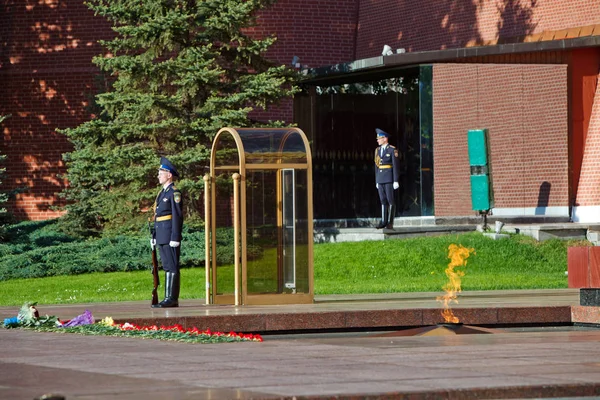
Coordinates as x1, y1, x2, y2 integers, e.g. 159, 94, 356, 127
572, 305, 600, 324
115, 306, 573, 333
581, 288, 600, 306
314, 225, 476, 243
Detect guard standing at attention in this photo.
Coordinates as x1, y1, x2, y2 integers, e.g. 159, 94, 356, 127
150, 156, 183, 308
374, 128, 399, 229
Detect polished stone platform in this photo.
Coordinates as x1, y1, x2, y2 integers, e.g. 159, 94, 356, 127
2, 292, 600, 399
571, 304, 600, 324
0, 289, 582, 334
580, 288, 600, 305
3, 289, 600, 399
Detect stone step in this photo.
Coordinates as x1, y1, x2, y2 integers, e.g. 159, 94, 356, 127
314, 225, 476, 243
587, 230, 600, 246
313, 221, 600, 244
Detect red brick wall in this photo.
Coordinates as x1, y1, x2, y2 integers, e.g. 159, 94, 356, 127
252, 0, 358, 67
0, 0, 111, 220
576, 76, 600, 206
1, 0, 359, 220
356, 0, 600, 58
248, 0, 359, 122
432, 64, 569, 217
457, 49, 600, 209
2, 0, 599, 221
569, 49, 600, 208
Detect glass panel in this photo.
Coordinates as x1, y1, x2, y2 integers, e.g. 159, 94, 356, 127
214, 131, 240, 168
419, 65, 434, 216
282, 169, 295, 292
293, 169, 309, 294
214, 170, 236, 296
399, 73, 423, 217
236, 129, 307, 164
211, 127, 312, 302
297, 70, 425, 220
310, 86, 389, 219
246, 170, 279, 294
244, 168, 310, 295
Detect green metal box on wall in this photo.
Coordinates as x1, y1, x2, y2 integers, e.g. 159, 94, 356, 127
467, 129, 493, 211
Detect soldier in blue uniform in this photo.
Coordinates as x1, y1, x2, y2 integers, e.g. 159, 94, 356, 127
374, 128, 399, 229
150, 157, 183, 308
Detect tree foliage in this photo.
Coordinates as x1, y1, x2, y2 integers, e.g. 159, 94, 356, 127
0, 115, 9, 235
59, 0, 298, 236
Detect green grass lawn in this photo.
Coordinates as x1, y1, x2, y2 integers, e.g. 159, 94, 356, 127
0, 269, 207, 306
0, 232, 587, 307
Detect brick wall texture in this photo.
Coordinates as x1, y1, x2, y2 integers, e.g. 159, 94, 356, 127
432, 64, 569, 217
1, 0, 112, 220
0, 0, 358, 220
355, 0, 600, 58
1, 0, 600, 220
576, 76, 600, 206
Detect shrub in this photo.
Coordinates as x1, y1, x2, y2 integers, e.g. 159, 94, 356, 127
0, 220, 262, 281
0, 115, 10, 237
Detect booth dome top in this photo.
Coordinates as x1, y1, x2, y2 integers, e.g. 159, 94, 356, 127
212, 127, 310, 168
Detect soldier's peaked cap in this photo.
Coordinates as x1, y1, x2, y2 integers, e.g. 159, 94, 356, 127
159, 156, 179, 177
375, 128, 389, 138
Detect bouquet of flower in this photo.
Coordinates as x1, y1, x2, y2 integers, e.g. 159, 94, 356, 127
3, 302, 60, 328
3, 302, 263, 344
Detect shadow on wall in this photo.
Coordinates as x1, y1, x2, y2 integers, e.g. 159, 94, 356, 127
536, 181, 551, 215
0, 1, 111, 219
359, 0, 538, 57
496, 0, 538, 40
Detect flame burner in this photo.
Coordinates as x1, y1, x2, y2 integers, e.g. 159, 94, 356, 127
369, 243, 501, 338
438, 322, 464, 330
436, 244, 475, 325
372, 323, 501, 337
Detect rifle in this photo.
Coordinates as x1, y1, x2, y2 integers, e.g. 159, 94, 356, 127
149, 221, 160, 306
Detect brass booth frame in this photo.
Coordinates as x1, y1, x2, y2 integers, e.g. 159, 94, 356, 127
204, 127, 314, 306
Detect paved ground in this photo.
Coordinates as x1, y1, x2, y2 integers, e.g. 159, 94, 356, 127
2, 290, 600, 400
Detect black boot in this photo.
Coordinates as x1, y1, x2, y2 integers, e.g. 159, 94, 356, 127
169, 272, 180, 306
376, 205, 388, 229
386, 205, 395, 230
151, 272, 168, 309
152, 272, 179, 308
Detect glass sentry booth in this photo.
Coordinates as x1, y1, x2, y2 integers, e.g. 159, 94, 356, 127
204, 128, 314, 305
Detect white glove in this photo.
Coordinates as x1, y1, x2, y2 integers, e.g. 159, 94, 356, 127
150, 239, 156, 249
376, 183, 379, 189
169, 241, 180, 247
393, 182, 399, 190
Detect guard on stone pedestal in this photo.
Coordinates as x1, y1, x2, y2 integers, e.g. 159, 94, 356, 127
374, 128, 400, 230
151, 156, 183, 308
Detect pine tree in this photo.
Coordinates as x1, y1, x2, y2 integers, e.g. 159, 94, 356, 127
0, 115, 9, 235
59, 0, 298, 235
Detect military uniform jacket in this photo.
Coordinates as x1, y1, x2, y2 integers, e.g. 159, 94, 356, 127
153, 183, 183, 245
374, 144, 399, 184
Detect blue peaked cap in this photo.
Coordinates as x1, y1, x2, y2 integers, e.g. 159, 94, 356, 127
159, 156, 179, 177
375, 128, 389, 138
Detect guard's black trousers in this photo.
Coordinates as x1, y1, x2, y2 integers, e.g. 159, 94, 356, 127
377, 183, 395, 206
158, 244, 180, 273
